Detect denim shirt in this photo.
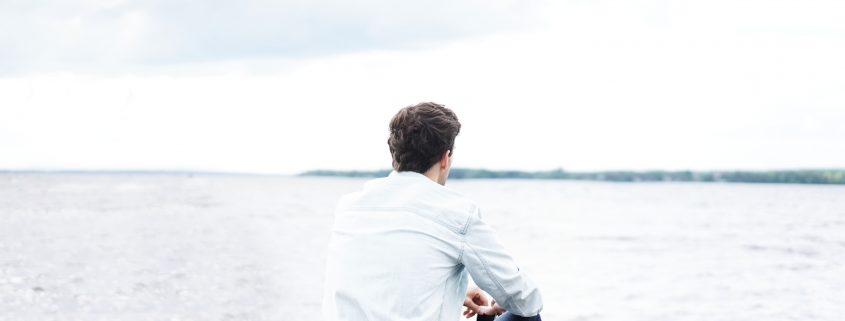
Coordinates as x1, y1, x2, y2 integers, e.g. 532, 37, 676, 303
322, 171, 543, 320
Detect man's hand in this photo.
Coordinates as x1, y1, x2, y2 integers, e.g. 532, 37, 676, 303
462, 286, 490, 318
477, 299, 507, 316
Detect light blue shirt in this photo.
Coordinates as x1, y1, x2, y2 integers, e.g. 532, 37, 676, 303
322, 171, 543, 320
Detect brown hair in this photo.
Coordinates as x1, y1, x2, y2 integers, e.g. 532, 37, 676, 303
387, 102, 461, 173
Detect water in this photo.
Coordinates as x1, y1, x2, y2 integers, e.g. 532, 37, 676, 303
1, 174, 844, 321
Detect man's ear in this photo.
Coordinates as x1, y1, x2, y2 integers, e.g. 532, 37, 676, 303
439, 150, 450, 169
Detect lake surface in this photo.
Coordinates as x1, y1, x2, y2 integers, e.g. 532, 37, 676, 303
1, 174, 844, 321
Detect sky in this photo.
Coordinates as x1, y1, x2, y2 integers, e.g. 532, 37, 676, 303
1, 0, 844, 174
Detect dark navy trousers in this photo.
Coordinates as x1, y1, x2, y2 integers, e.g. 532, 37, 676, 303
477, 312, 542, 321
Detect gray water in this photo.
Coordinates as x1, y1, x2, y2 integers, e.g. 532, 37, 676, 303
1, 174, 844, 321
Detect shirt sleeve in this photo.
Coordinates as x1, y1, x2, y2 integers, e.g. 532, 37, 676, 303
460, 209, 543, 316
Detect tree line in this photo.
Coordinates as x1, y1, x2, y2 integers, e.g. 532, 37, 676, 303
300, 168, 845, 184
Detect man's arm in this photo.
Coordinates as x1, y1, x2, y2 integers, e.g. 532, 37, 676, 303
460, 210, 543, 317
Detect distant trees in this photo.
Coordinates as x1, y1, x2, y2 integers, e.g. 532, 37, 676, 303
300, 168, 845, 185
300, 169, 391, 178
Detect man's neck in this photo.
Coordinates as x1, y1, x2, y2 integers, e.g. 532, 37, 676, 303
422, 167, 444, 185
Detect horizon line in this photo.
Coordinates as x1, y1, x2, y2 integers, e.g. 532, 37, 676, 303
3, 167, 845, 176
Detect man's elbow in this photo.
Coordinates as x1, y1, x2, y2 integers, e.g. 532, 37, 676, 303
503, 286, 543, 317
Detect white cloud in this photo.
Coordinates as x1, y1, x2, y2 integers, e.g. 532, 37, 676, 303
0, 0, 540, 74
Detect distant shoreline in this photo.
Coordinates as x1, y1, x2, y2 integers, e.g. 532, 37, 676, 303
300, 168, 845, 185
4, 168, 845, 185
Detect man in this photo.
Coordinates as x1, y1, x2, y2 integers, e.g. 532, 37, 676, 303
322, 102, 543, 321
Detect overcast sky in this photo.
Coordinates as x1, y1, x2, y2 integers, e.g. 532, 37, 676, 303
2, 0, 844, 174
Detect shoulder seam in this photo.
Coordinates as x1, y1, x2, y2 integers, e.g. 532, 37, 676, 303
459, 208, 474, 235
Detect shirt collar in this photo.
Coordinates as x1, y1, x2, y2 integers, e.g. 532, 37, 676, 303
389, 170, 429, 179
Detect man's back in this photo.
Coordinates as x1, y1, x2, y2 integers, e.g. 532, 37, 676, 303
322, 171, 543, 320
